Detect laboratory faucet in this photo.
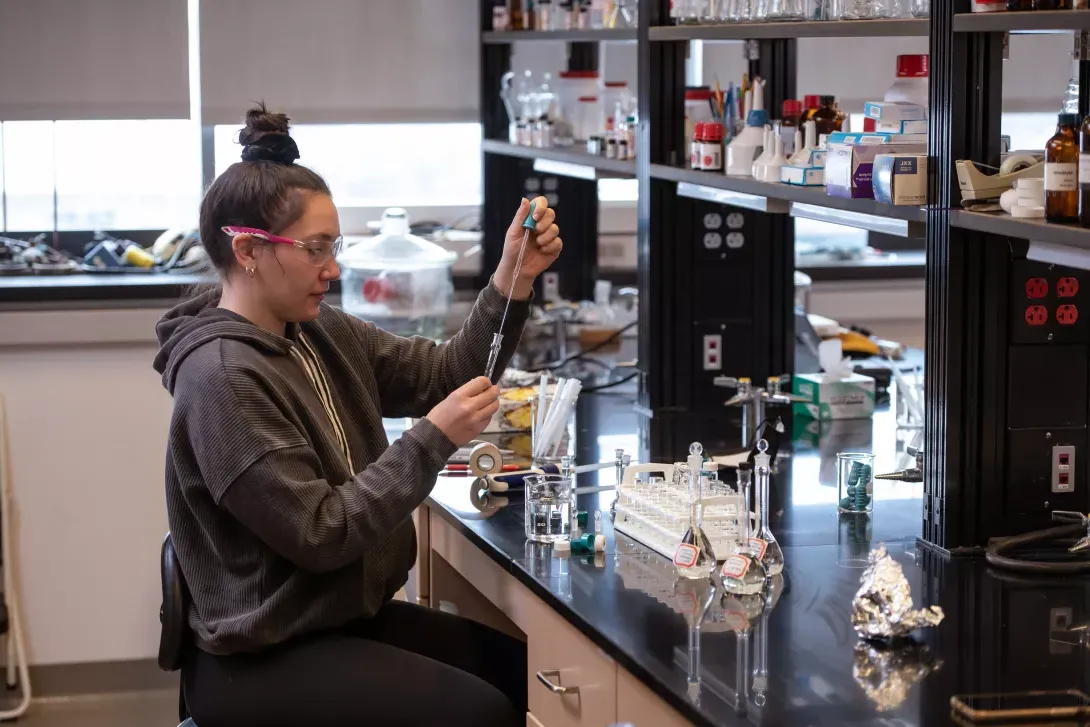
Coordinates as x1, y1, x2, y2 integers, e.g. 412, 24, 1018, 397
875, 446, 924, 483
714, 375, 808, 449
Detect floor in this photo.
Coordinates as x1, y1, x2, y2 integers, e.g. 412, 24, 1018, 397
13, 691, 177, 726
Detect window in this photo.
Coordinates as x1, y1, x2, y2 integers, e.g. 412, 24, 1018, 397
1, 119, 200, 232
1002, 111, 1058, 152
214, 123, 484, 208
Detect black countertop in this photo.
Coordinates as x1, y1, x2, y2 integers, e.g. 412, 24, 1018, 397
421, 391, 1090, 727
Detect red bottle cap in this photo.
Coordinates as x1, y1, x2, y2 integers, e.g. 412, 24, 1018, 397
896, 54, 929, 78
686, 87, 712, 101
604, 81, 628, 88
705, 123, 723, 142
693, 122, 706, 141
803, 94, 821, 109
782, 99, 803, 118
559, 70, 599, 79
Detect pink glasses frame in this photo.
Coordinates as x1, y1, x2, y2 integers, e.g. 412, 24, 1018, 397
221, 226, 343, 267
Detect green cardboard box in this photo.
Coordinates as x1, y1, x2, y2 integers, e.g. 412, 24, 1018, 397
792, 372, 876, 421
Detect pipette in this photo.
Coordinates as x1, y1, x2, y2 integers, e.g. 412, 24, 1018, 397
484, 200, 537, 381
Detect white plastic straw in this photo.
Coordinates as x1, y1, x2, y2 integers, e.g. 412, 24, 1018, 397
534, 374, 549, 457
545, 379, 581, 458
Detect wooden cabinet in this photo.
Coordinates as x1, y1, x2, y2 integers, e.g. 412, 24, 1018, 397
616, 667, 691, 727
527, 601, 617, 727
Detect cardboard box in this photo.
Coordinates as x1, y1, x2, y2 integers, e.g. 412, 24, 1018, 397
826, 131, 928, 146
873, 153, 928, 205
863, 101, 927, 122
825, 141, 927, 199
792, 372, 876, 421
875, 118, 929, 135
781, 165, 825, 186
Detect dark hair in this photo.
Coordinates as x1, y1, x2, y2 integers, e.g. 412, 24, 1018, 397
199, 103, 331, 274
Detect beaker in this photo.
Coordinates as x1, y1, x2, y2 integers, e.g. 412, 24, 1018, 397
768, 0, 812, 19
837, 452, 875, 514
524, 474, 573, 543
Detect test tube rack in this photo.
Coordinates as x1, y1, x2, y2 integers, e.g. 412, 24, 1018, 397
613, 464, 751, 563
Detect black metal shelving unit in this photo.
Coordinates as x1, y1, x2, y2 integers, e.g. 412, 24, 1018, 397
482, 139, 637, 176
478, 1, 1088, 551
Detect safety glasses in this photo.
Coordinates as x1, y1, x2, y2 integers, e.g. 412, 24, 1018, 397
222, 225, 343, 268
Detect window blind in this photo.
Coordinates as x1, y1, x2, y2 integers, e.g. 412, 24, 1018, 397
199, 0, 479, 126
0, 0, 190, 121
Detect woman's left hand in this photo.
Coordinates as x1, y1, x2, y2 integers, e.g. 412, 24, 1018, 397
493, 196, 562, 300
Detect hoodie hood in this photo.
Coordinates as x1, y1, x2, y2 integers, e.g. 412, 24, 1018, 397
153, 289, 295, 394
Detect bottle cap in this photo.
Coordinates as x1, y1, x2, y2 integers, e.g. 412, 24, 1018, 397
578, 96, 599, 103
559, 70, 599, 79
706, 123, 723, 141
1059, 113, 1080, 126
819, 95, 836, 106
896, 54, 929, 78
692, 122, 705, 141
685, 86, 712, 101
803, 94, 821, 109
577, 511, 589, 528
604, 81, 628, 88
554, 539, 571, 552
746, 109, 769, 127
782, 99, 803, 118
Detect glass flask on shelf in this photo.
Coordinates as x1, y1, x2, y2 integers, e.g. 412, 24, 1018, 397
751, 440, 784, 576
674, 443, 717, 581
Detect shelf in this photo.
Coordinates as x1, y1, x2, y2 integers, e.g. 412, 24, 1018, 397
951, 210, 1090, 249
482, 29, 637, 43
649, 18, 929, 40
952, 10, 1090, 33
652, 164, 926, 237
483, 140, 637, 178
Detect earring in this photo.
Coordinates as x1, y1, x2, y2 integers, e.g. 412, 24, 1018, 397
246, 267, 255, 278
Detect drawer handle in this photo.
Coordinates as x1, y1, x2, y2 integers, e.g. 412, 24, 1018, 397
536, 669, 579, 696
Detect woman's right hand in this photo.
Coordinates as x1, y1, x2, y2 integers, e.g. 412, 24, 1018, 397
426, 376, 501, 447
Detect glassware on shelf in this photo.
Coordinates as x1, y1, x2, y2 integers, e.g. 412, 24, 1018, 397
524, 473, 573, 543
767, 0, 811, 20
750, 440, 784, 576
674, 443, 718, 581
910, 0, 930, 17
840, 0, 895, 19
837, 452, 876, 514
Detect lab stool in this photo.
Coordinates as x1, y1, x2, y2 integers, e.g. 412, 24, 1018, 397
158, 533, 194, 724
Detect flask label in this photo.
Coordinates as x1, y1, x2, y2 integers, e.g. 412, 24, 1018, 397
1045, 162, 1078, 192
748, 537, 768, 560
721, 554, 751, 579
673, 544, 700, 569
1080, 154, 1090, 183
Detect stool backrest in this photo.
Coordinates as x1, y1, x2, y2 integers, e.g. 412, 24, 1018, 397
158, 533, 191, 672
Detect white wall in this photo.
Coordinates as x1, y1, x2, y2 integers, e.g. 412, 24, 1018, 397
0, 310, 171, 665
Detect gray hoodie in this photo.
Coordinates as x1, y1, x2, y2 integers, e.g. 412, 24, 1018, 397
153, 284, 528, 654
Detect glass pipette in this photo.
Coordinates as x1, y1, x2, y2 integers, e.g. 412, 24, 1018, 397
484, 201, 537, 381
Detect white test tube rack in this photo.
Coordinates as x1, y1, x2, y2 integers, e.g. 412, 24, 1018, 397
612, 463, 750, 563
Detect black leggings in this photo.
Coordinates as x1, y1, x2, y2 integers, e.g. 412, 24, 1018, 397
183, 601, 526, 727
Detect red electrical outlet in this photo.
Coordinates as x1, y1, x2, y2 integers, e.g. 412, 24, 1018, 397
1058, 277, 1080, 298
1025, 305, 1049, 326
1057, 304, 1079, 325
1026, 277, 1049, 299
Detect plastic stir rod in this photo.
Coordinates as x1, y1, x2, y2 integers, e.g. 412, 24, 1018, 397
484, 201, 536, 380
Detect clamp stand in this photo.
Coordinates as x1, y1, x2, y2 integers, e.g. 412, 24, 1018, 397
714, 375, 808, 450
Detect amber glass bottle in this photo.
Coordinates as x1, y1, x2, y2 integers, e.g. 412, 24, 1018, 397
1080, 112, 1090, 228
812, 96, 842, 137
1046, 113, 1080, 225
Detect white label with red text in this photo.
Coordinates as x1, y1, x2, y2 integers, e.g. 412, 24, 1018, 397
674, 544, 700, 569
1046, 162, 1078, 192
721, 555, 751, 580
747, 537, 768, 560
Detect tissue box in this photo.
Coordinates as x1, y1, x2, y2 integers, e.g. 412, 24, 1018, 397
781, 165, 825, 186
875, 118, 928, 135
825, 141, 927, 199
873, 153, 928, 205
792, 372, 876, 421
863, 101, 927, 123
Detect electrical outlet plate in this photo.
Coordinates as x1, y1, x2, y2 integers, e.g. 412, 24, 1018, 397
702, 334, 722, 371
1025, 305, 1048, 326
1057, 304, 1079, 326
1052, 445, 1076, 494
542, 272, 560, 303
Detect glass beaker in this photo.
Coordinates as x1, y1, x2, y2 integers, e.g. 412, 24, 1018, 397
837, 452, 875, 514
524, 474, 573, 543
768, 0, 811, 20
840, 0, 895, 18
911, 0, 930, 15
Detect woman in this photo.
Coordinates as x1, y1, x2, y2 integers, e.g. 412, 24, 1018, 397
153, 105, 562, 727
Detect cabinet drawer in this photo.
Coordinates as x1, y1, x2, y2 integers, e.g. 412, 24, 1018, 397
527, 713, 547, 727
616, 666, 691, 727
528, 603, 617, 727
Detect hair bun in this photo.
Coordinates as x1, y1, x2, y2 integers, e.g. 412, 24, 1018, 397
238, 103, 300, 165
